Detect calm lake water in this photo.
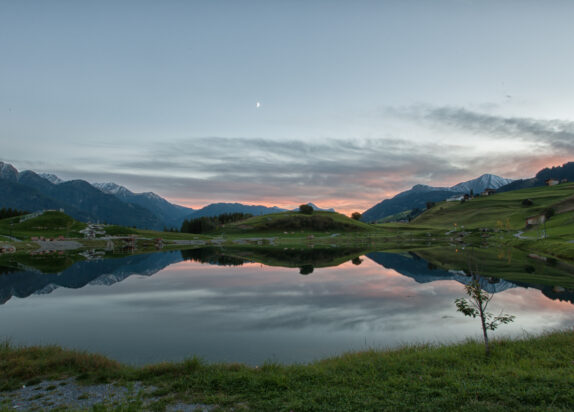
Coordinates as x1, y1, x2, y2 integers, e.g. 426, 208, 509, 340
1, 249, 573, 365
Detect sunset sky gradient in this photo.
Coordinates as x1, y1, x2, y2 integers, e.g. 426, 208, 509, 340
2, 1, 574, 214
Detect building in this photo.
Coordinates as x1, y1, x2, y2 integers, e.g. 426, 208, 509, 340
526, 214, 546, 226
481, 188, 496, 196
447, 195, 464, 202
545, 178, 560, 186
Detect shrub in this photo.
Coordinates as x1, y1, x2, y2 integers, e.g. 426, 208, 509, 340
299, 204, 314, 215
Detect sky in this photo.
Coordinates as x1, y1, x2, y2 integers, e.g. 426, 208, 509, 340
2, 0, 574, 215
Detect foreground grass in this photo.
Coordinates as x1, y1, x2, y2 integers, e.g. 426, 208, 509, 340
2, 331, 573, 411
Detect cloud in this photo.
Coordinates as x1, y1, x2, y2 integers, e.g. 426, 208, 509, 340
400, 105, 574, 152
76, 136, 469, 210
40, 107, 574, 212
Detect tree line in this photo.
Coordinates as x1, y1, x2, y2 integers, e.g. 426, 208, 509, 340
180, 212, 253, 234
0, 208, 28, 220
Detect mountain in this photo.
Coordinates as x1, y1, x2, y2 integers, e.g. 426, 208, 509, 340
93, 182, 193, 229
39, 173, 65, 185
497, 162, 574, 193
0, 162, 163, 229
450, 174, 513, 194
0, 178, 74, 213
0, 162, 19, 181
185, 202, 287, 219
361, 174, 513, 223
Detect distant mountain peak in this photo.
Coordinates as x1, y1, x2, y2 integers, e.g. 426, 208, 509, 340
409, 184, 448, 192
450, 174, 513, 194
362, 172, 514, 223
141, 192, 163, 201
305, 202, 336, 212
93, 182, 133, 197
0, 161, 19, 182
39, 173, 65, 185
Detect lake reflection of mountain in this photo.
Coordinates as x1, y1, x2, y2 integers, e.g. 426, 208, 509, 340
366, 252, 517, 294
2, 247, 573, 305
0, 251, 183, 304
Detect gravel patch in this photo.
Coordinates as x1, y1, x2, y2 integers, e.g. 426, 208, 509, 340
34, 240, 83, 252
0, 378, 214, 411
171, 240, 207, 246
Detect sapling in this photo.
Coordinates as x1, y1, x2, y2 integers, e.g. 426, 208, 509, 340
455, 277, 515, 356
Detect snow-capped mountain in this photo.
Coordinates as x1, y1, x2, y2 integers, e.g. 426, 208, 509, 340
0, 161, 19, 181
93, 182, 193, 228
92, 182, 133, 197
362, 173, 514, 222
39, 173, 65, 185
450, 174, 514, 194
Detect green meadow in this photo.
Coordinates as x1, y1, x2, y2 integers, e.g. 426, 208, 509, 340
1, 331, 573, 411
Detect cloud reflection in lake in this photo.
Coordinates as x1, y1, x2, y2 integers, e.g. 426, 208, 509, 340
0, 255, 572, 365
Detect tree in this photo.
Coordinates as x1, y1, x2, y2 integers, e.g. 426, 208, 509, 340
351, 212, 362, 220
351, 257, 363, 265
299, 264, 314, 275
455, 277, 515, 356
521, 198, 533, 207
299, 204, 314, 215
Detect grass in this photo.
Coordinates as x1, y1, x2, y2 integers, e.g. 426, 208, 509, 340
412, 183, 574, 230
221, 211, 377, 235
0, 211, 86, 240
1, 331, 573, 410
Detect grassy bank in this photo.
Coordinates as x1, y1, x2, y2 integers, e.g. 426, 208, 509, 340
2, 331, 573, 411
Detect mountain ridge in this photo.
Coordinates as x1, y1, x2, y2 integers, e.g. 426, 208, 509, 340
361, 173, 513, 223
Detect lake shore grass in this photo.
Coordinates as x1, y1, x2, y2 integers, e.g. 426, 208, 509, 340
2, 330, 573, 411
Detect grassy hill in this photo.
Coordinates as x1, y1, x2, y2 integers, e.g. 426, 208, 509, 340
0, 210, 86, 239
220, 211, 376, 235
412, 183, 574, 231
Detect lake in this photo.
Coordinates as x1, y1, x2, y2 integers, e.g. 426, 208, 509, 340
1, 248, 573, 366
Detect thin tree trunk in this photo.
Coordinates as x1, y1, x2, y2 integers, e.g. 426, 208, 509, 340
479, 307, 490, 356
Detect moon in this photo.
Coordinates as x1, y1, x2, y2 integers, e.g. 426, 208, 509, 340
256, 101, 261, 108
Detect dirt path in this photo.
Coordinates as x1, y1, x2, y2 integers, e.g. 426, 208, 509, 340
34, 240, 83, 252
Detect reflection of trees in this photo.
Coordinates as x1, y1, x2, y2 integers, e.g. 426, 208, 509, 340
352, 257, 363, 266
244, 247, 366, 268
0, 265, 19, 275
180, 248, 245, 266
299, 265, 314, 275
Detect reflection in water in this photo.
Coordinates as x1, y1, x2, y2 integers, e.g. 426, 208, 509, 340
366, 252, 517, 294
0, 251, 183, 304
0, 248, 572, 365
181, 247, 246, 266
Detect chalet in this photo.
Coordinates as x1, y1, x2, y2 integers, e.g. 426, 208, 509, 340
561, 178, 568, 183
0, 245, 16, 254
545, 178, 560, 186
481, 188, 496, 196
526, 214, 546, 226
